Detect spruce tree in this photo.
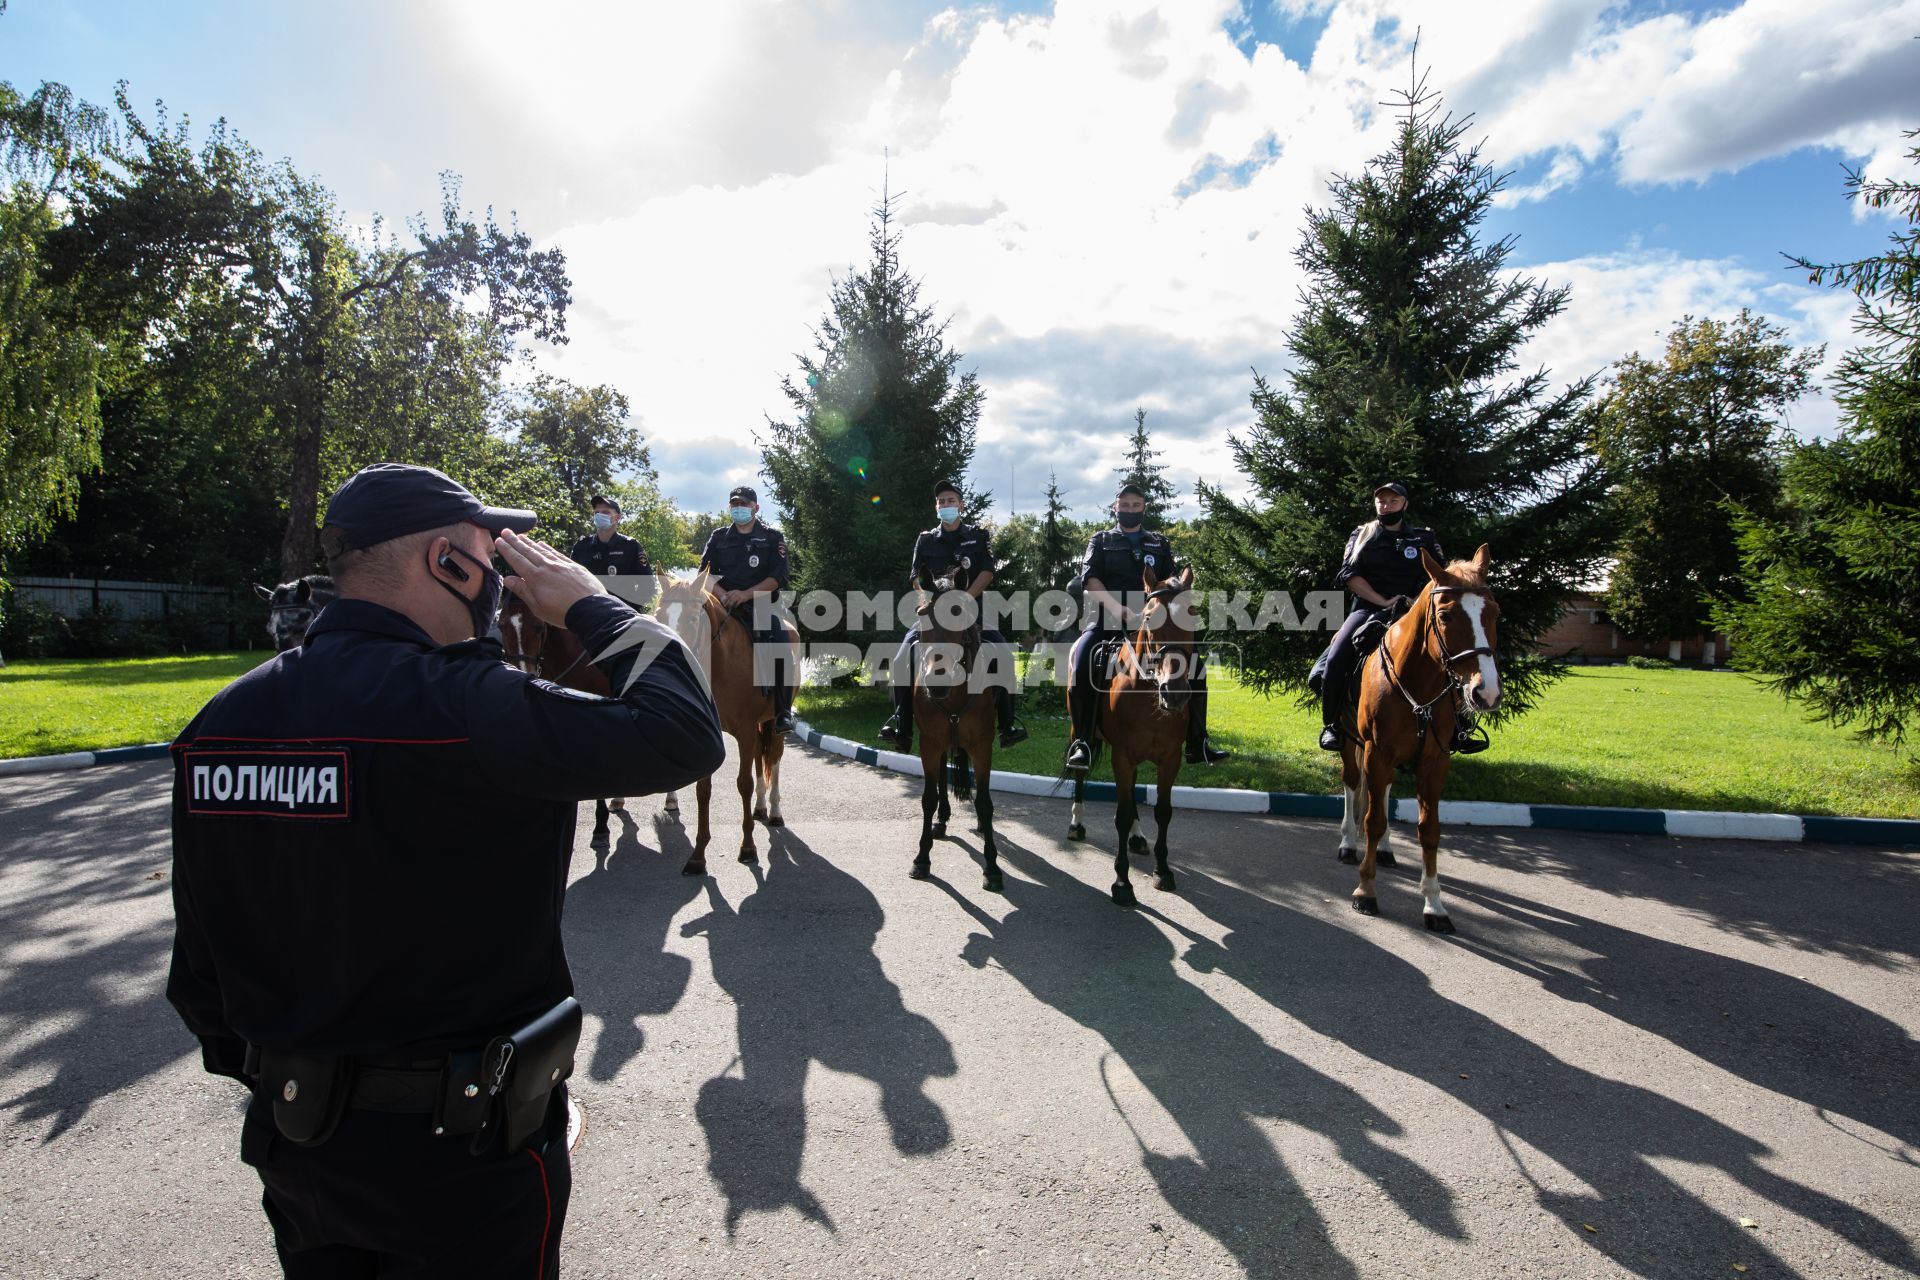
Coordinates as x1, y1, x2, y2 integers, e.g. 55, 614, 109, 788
762, 184, 983, 635
1115, 408, 1177, 528
1191, 73, 1610, 713
1038, 471, 1078, 592
1716, 129, 1920, 745
1593, 311, 1820, 642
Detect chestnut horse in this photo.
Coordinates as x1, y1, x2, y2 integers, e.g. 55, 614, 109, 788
1066, 566, 1197, 907
655, 572, 799, 876
1337, 545, 1501, 933
498, 592, 633, 841
907, 575, 1003, 893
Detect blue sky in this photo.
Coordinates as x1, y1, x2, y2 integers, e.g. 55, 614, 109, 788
5, 0, 1916, 521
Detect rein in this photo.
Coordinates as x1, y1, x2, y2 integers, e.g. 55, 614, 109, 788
1125, 581, 1194, 705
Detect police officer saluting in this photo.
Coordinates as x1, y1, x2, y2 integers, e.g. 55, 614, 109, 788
167, 463, 723, 1277
878, 479, 1029, 752
698, 485, 797, 732
1064, 482, 1228, 770
568, 492, 657, 609
1317, 480, 1485, 754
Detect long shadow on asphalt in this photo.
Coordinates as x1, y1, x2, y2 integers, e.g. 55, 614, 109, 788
0, 765, 195, 1141
945, 836, 1465, 1280
1166, 867, 1918, 1280
561, 807, 706, 1083
681, 826, 957, 1236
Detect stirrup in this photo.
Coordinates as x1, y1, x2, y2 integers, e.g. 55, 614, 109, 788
1185, 738, 1228, 765
773, 709, 796, 732
1452, 724, 1490, 755
878, 713, 904, 743
999, 722, 1029, 748
1318, 724, 1342, 752
1065, 739, 1092, 769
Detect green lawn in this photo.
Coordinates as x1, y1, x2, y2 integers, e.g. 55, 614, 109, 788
0, 651, 273, 758
797, 666, 1920, 819
4, 652, 1914, 818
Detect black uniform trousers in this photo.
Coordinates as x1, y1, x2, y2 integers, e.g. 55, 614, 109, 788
243, 1087, 571, 1278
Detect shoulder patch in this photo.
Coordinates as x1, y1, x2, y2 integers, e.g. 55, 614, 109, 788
532, 678, 613, 704
183, 748, 351, 820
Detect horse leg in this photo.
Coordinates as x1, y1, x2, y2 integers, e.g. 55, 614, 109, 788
1110, 753, 1139, 907
735, 741, 758, 864
1152, 764, 1176, 894
912, 765, 937, 880
932, 752, 950, 839
1337, 743, 1365, 865
1418, 759, 1454, 934
664, 790, 680, 816
752, 746, 769, 822
682, 774, 713, 875
1353, 749, 1394, 917
593, 797, 610, 843
976, 758, 1002, 893
1068, 771, 1087, 842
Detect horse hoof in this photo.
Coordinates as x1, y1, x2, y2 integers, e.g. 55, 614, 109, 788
1111, 883, 1137, 907
909, 861, 931, 881
1068, 823, 1086, 842
1424, 912, 1456, 934
1156, 873, 1177, 893
590, 828, 609, 847
608, 798, 625, 812
1336, 847, 1360, 865
663, 797, 680, 813
983, 870, 1004, 894
738, 849, 759, 866
1128, 836, 1150, 857
1377, 847, 1398, 868
681, 859, 706, 877
767, 814, 785, 828
931, 822, 947, 839
1352, 895, 1380, 917
752, 805, 768, 821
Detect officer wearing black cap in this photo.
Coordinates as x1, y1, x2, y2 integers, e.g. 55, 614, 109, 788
1064, 482, 1228, 770
167, 462, 724, 1276
569, 493, 657, 609
878, 479, 1028, 752
697, 485, 797, 732
1316, 481, 1483, 753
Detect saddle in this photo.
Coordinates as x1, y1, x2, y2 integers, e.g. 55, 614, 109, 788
1306, 603, 1401, 695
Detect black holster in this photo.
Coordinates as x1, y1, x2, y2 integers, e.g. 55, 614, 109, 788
474, 997, 584, 1154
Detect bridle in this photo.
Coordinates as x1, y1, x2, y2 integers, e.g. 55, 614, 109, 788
1374, 584, 1496, 754
1128, 579, 1196, 707
918, 579, 984, 724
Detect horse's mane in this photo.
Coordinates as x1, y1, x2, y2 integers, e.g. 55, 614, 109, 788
1436, 559, 1486, 590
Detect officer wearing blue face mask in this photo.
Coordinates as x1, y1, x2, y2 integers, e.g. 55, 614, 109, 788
697, 485, 797, 732
568, 494, 656, 609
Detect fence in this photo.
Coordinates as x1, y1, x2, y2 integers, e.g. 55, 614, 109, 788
9, 576, 249, 649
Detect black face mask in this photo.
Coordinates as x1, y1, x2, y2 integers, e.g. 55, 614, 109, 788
1115, 510, 1145, 530
1379, 510, 1406, 529
437, 546, 504, 640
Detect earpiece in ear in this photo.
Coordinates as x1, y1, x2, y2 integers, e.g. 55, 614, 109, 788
437, 550, 471, 582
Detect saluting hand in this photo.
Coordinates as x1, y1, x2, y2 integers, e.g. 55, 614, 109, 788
496, 528, 606, 628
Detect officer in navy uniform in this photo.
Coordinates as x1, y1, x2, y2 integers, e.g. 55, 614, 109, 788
1063, 482, 1228, 771
878, 479, 1029, 753
167, 463, 724, 1279
1317, 480, 1485, 754
568, 492, 657, 609
697, 485, 797, 732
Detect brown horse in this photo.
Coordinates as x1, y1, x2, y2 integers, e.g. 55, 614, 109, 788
908, 575, 1003, 892
498, 592, 635, 841
1066, 565, 1197, 907
655, 572, 799, 875
1338, 545, 1501, 933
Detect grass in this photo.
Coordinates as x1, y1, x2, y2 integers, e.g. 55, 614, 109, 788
4, 652, 1914, 818
0, 651, 273, 758
797, 665, 1920, 819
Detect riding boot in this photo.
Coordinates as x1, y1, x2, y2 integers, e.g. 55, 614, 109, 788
1183, 682, 1228, 765
996, 686, 1028, 748
883, 682, 913, 754
771, 652, 796, 733
1452, 711, 1490, 755
1065, 681, 1094, 770
1318, 677, 1344, 751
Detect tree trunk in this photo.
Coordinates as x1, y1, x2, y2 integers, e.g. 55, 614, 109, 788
280, 404, 323, 581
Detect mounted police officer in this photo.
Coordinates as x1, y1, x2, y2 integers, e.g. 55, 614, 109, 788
568, 492, 657, 610
1316, 481, 1486, 754
1063, 482, 1228, 771
697, 485, 797, 733
167, 462, 724, 1278
878, 479, 1029, 753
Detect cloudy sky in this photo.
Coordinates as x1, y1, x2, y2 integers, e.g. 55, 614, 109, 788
6, 0, 1917, 521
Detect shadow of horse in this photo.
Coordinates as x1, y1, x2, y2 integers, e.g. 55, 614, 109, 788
680, 827, 956, 1235
945, 836, 1462, 1279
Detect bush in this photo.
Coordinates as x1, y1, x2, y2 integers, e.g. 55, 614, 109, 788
1626, 655, 1675, 670
0, 596, 74, 659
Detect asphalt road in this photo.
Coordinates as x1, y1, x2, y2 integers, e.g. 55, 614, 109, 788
2, 749, 1916, 1279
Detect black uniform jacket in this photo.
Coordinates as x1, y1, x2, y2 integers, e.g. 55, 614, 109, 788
166, 594, 724, 1081
1080, 527, 1179, 631
698, 522, 790, 593
1336, 522, 1445, 603
910, 522, 994, 591
570, 531, 656, 606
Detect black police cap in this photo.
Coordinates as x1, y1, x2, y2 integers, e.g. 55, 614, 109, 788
1374, 481, 1410, 501
933, 479, 962, 498
729, 486, 757, 504
589, 493, 622, 515
1116, 482, 1146, 500
322, 463, 537, 553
